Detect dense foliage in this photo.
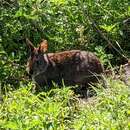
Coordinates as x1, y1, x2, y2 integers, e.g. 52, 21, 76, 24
0, 79, 130, 129
0, 0, 130, 88
0, 0, 130, 129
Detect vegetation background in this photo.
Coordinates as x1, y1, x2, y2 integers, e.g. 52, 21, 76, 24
0, 0, 130, 129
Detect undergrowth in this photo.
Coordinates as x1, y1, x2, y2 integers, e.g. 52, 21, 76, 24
0, 78, 130, 130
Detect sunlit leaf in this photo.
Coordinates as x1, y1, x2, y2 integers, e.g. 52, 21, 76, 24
100, 24, 117, 32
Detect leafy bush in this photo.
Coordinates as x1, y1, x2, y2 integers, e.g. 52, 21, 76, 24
73, 79, 130, 129
0, 1, 130, 129
0, 85, 78, 129
1, 0, 129, 54
0, 0, 129, 87
0, 79, 129, 129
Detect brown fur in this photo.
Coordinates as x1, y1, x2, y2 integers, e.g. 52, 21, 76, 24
26, 39, 104, 88
48, 50, 80, 63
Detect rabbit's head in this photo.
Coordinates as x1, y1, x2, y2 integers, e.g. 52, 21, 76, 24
26, 38, 49, 77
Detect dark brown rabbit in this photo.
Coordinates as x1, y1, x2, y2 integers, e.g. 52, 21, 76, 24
26, 38, 104, 88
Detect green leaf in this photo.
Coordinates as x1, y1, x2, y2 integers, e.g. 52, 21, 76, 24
100, 24, 116, 32
4, 121, 18, 129
128, 6, 130, 13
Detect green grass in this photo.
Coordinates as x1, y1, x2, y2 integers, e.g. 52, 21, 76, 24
73, 79, 130, 130
0, 79, 130, 130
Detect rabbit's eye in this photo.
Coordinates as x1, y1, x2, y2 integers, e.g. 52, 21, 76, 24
37, 60, 42, 65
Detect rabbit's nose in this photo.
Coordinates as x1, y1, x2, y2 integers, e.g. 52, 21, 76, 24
35, 54, 39, 59
33, 55, 39, 61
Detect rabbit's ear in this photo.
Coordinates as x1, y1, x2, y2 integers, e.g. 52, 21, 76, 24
39, 39, 48, 53
26, 38, 35, 52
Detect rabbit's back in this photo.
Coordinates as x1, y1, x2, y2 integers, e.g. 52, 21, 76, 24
33, 50, 104, 86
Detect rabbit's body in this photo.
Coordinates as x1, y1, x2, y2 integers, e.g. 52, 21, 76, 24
26, 39, 104, 88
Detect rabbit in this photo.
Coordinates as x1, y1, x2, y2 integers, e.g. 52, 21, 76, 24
26, 38, 104, 89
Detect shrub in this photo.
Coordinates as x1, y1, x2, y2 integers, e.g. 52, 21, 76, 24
0, 79, 129, 129
0, 0, 129, 88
